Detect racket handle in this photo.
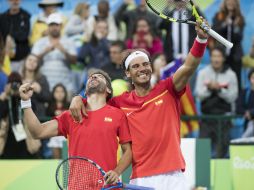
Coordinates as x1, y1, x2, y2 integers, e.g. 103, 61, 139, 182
124, 183, 155, 190
101, 183, 154, 190
207, 28, 233, 49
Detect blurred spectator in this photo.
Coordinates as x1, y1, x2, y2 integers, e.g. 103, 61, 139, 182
64, 3, 94, 92
30, 0, 65, 46
0, 70, 7, 94
0, 31, 14, 76
195, 46, 238, 158
22, 54, 51, 158
242, 37, 254, 69
150, 53, 167, 87
0, 33, 4, 63
241, 121, 254, 138
212, 0, 245, 90
94, 0, 118, 41
21, 54, 50, 117
0, 34, 8, 93
22, 54, 51, 159
32, 13, 77, 95
101, 40, 126, 80
0, 0, 30, 72
126, 17, 163, 57
64, 2, 95, 45
159, 1, 205, 62
236, 69, 254, 137
115, 0, 160, 39
46, 83, 69, 159
78, 19, 110, 69
0, 72, 41, 159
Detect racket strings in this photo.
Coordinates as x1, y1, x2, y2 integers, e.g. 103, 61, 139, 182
60, 159, 104, 190
147, 0, 193, 20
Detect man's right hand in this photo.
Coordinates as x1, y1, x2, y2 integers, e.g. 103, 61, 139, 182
44, 45, 54, 54
19, 83, 34, 101
70, 96, 87, 122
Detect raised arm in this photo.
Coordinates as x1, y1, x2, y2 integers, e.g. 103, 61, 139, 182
19, 83, 59, 139
173, 20, 209, 92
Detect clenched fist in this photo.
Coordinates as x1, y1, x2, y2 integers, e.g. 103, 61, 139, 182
19, 83, 34, 101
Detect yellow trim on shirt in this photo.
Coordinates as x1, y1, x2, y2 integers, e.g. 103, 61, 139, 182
120, 90, 168, 110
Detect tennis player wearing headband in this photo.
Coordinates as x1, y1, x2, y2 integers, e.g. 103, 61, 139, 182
19, 69, 132, 185
70, 19, 209, 190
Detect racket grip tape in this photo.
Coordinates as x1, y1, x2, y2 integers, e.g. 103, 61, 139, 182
208, 29, 233, 49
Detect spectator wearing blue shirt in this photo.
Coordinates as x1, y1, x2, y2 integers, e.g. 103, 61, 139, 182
78, 19, 110, 69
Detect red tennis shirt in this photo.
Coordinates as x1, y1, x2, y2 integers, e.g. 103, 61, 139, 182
108, 77, 186, 179
55, 104, 132, 172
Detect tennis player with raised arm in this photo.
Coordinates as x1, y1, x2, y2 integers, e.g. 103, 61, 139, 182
70, 18, 209, 190
19, 69, 132, 185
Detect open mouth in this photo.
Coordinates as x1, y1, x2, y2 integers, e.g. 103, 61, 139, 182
138, 73, 148, 78
89, 79, 100, 86
137, 71, 151, 79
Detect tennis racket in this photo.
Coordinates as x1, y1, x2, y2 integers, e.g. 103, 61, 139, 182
145, 0, 233, 49
56, 156, 154, 190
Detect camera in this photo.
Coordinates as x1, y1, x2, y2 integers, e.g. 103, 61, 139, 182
11, 82, 20, 91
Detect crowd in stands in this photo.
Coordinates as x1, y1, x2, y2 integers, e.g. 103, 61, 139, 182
0, 0, 253, 159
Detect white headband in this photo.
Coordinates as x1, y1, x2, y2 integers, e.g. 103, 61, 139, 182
125, 51, 150, 69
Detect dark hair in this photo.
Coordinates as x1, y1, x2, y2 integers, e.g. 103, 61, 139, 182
88, 69, 113, 100
121, 49, 151, 71
110, 40, 126, 51
52, 83, 68, 105
21, 54, 42, 81
220, 0, 245, 28
97, 0, 109, 17
132, 17, 154, 37
248, 68, 254, 80
7, 72, 22, 84
209, 45, 226, 58
52, 83, 67, 100
38, 2, 64, 8
47, 83, 69, 117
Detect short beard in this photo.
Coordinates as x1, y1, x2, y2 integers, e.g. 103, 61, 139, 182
50, 31, 60, 38
134, 80, 151, 89
86, 82, 106, 97
133, 72, 152, 88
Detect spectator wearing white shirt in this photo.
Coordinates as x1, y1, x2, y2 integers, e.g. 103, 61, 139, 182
195, 45, 238, 158
30, 0, 65, 45
94, 0, 119, 41
32, 13, 77, 96
64, 2, 95, 44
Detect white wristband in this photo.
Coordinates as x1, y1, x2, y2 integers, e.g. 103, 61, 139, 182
196, 36, 208, 44
21, 99, 32, 109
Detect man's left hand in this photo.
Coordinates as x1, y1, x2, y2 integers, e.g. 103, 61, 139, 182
54, 42, 66, 53
104, 170, 119, 185
195, 17, 209, 40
